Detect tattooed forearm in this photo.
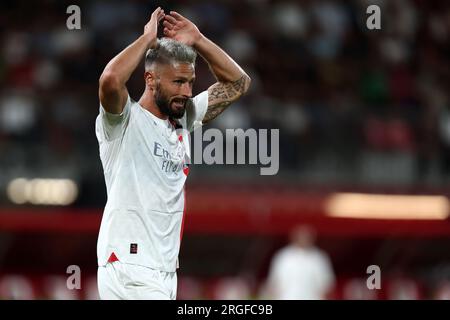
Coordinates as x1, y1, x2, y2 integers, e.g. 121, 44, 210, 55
203, 101, 231, 123
208, 85, 230, 101
204, 75, 251, 123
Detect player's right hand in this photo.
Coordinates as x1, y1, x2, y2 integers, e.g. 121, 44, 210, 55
144, 7, 165, 49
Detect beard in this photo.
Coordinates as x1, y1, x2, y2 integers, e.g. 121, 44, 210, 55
154, 84, 186, 119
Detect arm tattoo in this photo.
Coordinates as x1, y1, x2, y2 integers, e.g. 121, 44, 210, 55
204, 75, 250, 123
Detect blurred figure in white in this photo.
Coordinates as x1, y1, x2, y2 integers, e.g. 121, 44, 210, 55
264, 225, 335, 300
214, 277, 251, 300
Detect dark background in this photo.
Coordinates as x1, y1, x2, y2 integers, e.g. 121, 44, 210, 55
0, 0, 449, 299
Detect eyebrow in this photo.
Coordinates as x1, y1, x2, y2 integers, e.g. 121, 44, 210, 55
174, 76, 196, 81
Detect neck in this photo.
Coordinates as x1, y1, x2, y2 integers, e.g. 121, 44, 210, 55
138, 89, 168, 120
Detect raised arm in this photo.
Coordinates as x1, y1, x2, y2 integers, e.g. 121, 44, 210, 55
163, 11, 251, 123
99, 7, 165, 114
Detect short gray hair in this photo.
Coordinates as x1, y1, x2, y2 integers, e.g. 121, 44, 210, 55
145, 38, 197, 71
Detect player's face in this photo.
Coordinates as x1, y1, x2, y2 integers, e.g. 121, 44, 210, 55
154, 63, 195, 119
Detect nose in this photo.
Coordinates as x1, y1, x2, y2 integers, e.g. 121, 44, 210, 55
180, 83, 192, 98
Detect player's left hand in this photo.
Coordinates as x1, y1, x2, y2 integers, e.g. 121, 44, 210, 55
163, 11, 202, 46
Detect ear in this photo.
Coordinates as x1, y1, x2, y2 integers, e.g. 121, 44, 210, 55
144, 71, 156, 90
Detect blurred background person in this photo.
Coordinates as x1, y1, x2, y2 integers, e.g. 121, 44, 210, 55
263, 225, 335, 300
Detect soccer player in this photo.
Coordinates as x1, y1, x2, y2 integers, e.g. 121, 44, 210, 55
95, 7, 251, 299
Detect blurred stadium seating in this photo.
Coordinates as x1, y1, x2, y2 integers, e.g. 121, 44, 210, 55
0, 0, 449, 299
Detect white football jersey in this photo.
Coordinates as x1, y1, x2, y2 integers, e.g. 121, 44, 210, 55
95, 91, 208, 272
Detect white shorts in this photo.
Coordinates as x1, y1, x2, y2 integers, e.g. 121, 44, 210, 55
97, 261, 177, 300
